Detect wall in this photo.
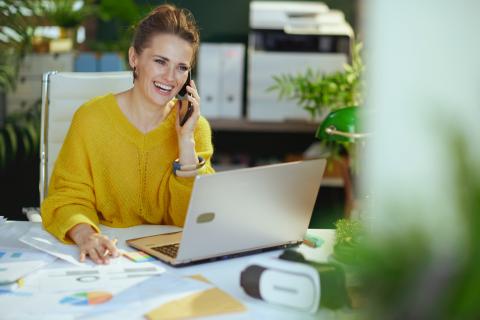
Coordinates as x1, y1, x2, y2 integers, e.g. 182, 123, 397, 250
150, 0, 356, 41
101, 0, 359, 45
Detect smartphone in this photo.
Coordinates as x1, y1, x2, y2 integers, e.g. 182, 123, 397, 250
177, 71, 193, 126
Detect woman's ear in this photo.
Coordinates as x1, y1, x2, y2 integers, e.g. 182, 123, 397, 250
128, 47, 137, 69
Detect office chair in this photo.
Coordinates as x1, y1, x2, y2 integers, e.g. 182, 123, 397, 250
26, 71, 133, 222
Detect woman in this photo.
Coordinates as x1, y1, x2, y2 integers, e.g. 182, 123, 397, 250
41, 4, 214, 264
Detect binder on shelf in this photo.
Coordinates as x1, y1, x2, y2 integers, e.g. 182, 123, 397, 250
74, 52, 97, 72
198, 44, 222, 118
198, 43, 245, 120
98, 53, 125, 72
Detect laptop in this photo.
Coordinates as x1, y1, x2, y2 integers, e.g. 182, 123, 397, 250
127, 158, 326, 266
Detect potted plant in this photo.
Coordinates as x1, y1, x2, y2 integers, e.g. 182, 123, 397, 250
40, 0, 95, 33
269, 41, 365, 216
38, 0, 96, 53
87, 0, 152, 67
269, 42, 363, 119
0, 1, 42, 166
0, 1, 41, 92
0, 2, 44, 219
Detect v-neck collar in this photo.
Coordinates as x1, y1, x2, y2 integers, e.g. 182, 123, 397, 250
105, 93, 177, 149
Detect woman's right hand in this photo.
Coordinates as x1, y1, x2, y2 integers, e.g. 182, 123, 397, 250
68, 223, 119, 264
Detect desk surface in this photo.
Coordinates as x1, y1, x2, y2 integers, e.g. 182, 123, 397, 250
1, 221, 337, 320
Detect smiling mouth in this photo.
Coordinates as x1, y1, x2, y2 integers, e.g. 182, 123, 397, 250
153, 81, 174, 94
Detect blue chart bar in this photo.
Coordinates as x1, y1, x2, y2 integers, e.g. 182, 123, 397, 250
0, 251, 5, 259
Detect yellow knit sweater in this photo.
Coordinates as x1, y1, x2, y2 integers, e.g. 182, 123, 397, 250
41, 93, 215, 243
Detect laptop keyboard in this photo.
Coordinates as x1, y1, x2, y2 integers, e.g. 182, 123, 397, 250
151, 243, 179, 258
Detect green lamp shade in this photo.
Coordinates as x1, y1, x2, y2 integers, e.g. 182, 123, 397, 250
316, 106, 360, 143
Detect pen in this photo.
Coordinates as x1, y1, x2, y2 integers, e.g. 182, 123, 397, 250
103, 238, 118, 257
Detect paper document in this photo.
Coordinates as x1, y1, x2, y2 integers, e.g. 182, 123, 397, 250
80, 273, 212, 319
0, 264, 172, 319
0, 247, 57, 285
19, 224, 89, 266
0, 260, 49, 285
0, 221, 34, 249
0, 246, 56, 263
19, 223, 182, 265
21, 264, 165, 294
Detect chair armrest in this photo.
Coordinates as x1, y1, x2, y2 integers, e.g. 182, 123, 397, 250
22, 207, 42, 222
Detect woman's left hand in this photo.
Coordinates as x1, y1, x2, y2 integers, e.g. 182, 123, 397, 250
175, 79, 200, 138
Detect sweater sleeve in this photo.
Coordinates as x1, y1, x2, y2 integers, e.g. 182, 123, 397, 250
164, 116, 215, 226
41, 108, 100, 243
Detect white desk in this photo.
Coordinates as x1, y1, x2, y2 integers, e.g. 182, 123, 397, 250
1, 221, 337, 320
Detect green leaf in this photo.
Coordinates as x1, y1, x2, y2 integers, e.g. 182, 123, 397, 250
19, 126, 32, 158
346, 73, 356, 84
4, 123, 18, 162
343, 64, 353, 73
266, 40, 364, 135
0, 131, 6, 169
24, 120, 39, 154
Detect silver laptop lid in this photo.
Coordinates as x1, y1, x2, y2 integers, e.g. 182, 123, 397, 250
176, 159, 326, 262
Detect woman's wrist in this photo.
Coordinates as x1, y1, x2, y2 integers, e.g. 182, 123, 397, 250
177, 135, 197, 165
173, 156, 205, 178
68, 223, 96, 245
178, 134, 195, 149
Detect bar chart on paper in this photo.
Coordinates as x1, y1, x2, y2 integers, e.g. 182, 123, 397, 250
0, 251, 23, 260
60, 291, 113, 306
0, 247, 56, 263
0, 247, 56, 286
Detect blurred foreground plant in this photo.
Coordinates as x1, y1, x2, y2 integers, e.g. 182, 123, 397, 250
333, 218, 364, 266
343, 130, 480, 319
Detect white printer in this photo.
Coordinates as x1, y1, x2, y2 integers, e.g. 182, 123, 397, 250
248, 1, 353, 121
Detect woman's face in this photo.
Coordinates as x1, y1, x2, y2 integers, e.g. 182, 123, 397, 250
130, 33, 193, 107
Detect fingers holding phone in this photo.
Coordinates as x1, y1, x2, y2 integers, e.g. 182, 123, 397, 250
177, 71, 192, 127
176, 77, 200, 133
178, 98, 193, 126
186, 79, 201, 109
185, 78, 200, 120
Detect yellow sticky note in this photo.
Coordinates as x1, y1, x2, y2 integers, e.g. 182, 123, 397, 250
145, 275, 246, 320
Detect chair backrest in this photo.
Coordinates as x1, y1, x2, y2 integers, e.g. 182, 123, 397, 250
40, 71, 133, 202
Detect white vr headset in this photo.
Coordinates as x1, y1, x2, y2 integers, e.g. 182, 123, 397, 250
240, 250, 350, 313
241, 257, 320, 313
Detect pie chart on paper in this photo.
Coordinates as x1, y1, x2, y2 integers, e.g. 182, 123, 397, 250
59, 291, 113, 306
